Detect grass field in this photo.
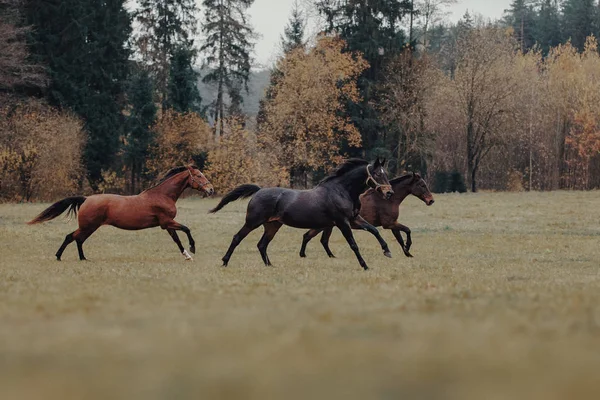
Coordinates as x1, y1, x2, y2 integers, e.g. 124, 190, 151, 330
1, 191, 600, 400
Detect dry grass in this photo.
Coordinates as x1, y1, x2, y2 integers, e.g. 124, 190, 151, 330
1, 191, 600, 400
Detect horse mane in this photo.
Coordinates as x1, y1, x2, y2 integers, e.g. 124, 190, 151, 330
390, 173, 416, 185
143, 166, 196, 192
318, 159, 369, 185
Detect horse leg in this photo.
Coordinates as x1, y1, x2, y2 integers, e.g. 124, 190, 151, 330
222, 223, 259, 266
386, 222, 413, 258
337, 220, 369, 271
351, 215, 392, 258
319, 227, 336, 258
73, 227, 98, 261
257, 222, 282, 266
167, 229, 192, 260
164, 221, 196, 254
299, 228, 323, 258
56, 232, 75, 261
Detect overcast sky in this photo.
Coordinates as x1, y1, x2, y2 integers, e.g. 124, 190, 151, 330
247, 0, 512, 67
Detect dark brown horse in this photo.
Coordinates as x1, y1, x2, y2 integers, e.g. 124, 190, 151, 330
28, 165, 214, 261
299, 172, 434, 259
210, 158, 394, 270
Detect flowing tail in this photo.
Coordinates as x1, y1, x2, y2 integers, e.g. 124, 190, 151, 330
209, 184, 261, 213
27, 196, 87, 224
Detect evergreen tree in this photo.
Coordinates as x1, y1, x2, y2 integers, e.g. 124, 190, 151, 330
125, 67, 157, 193
134, 0, 198, 107
166, 44, 202, 114
281, 0, 305, 53
535, 0, 562, 55
257, 1, 305, 129
25, 0, 132, 186
316, 0, 412, 156
503, 0, 537, 51
201, 0, 255, 137
562, 0, 597, 51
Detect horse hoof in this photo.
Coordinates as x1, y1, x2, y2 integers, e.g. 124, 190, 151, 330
190, 246, 196, 254
404, 252, 413, 258
384, 251, 392, 258
182, 250, 194, 261
328, 254, 336, 258
299, 253, 306, 258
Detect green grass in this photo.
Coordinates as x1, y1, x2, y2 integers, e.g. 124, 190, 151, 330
1, 191, 600, 400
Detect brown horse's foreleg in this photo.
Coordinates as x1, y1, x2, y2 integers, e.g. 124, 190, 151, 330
56, 232, 75, 261
337, 220, 369, 271
319, 228, 336, 258
167, 228, 186, 255
257, 222, 282, 266
386, 222, 413, 258
162, 221, 196, 258
351, 216, 392, 258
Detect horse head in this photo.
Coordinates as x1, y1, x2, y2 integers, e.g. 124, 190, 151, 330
409, 172, 434, 206
367, 158, 394, 200
187, 165, 214, 196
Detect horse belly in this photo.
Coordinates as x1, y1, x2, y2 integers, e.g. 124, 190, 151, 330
106, 202, 159, 230
280, 209, 332, 229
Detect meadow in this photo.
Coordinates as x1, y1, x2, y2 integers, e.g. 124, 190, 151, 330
1, 191, 600, 400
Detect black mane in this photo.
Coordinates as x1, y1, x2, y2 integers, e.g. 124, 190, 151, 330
390, 173, 415, 185
319, 159, 369, 185
143, 165, 196, 192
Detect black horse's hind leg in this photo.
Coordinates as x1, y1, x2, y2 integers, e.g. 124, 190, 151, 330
222, 224, 258, 266
391, 227, 413, 258
56, 232, 75, 261
299, 228, 323, 258
337, 220, 369, 271
319, 227, 336, 258
352, 216, 392, 258
257, 222, 282, 266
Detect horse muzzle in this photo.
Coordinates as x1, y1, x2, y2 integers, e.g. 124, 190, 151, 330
424, 196, 435, 206
378, 186, 394, 200
203, 184, 215, 196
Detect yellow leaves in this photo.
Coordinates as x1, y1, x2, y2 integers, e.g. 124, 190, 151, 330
146, 109, 212, 177
206, 119, 288, 193
0, 100, 84, 201
260, 35, 367, 173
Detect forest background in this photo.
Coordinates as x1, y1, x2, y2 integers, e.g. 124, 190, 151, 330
2, 0, 600, 201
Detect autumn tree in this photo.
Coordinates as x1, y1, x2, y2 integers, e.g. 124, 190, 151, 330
430, 27, 520, 192
259, 36, 366, 187
146, 110, 212, 178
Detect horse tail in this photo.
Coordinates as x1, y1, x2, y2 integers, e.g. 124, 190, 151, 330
27, 196, 87, 225
209, 184, 261, 213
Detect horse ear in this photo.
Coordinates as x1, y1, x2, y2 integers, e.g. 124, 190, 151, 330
374, 157, 380, 167
382, 158, 387, 167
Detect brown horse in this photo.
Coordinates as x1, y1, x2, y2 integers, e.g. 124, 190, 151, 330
28, 165, 214, 261
299, 172, 434, 259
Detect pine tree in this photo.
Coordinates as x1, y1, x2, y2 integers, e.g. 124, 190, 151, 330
25, 0, 132, 187
125, 67, 157, 193
166, 44, 202, 114
562, 0, 597, 51
316, 0, 413, 156
503, 0, 537, 51
257, 1, 305, 129
201, 0, 255, 137
134, 0, 198, 107
535, 0, 562, 55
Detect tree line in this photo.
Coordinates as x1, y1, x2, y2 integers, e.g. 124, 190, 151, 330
1, 0, 600, 202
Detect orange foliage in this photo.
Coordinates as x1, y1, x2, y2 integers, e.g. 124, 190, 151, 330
260, 35, 367, 176
146, 110, 212, 177
206, 119, 288, 193
0, 100, 84, 201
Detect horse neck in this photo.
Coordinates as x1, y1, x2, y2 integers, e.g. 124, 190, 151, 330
147, 172, 189, 202
391, 179, 413, 204
335, 166, 369, 201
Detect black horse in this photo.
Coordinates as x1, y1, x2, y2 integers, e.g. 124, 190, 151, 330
210, 158, 394, 270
